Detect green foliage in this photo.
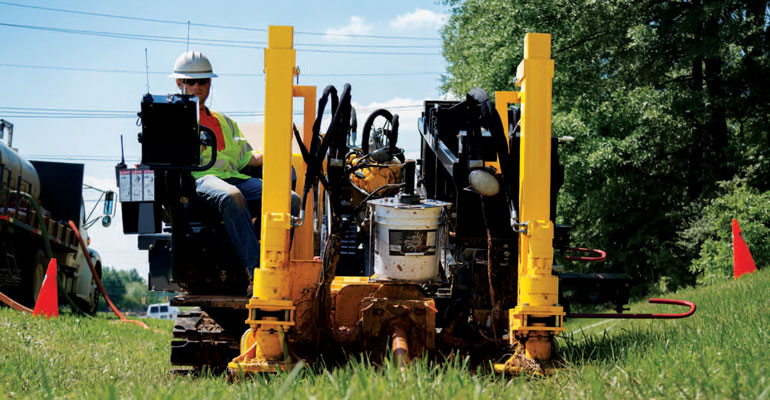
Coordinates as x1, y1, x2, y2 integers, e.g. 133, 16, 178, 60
441, 0, 770, 292
99, 267, 126, 304
98, 267, 169, 312
679, 178, 770, 285
2, 268, 769, 398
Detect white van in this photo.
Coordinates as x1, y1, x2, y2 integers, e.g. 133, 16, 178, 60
146, 303, 179, 320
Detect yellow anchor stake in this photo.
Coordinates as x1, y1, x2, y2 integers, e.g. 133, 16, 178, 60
495, 33, 565, 374
228, 25, 298, 374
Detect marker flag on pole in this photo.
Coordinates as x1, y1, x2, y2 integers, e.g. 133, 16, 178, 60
733, 219, 757, 279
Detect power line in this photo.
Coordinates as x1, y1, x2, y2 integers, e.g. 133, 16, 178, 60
22, 155, 137, 162
0, 1, 442, 41
0, 22, 440, 55
2, 106, 133, 113
0, 104, 422, 119
0, 63, 442, 77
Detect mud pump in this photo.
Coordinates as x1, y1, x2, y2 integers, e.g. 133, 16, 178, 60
119, 26, 695, 375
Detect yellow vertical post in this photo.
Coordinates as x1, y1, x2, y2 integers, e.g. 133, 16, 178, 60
290, 86, 316, 260
228, 25, 297, 374
508, 33, 564, 362
260, 26, 295, 270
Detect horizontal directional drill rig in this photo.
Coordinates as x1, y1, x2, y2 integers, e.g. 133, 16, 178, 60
120, 26, 696, 376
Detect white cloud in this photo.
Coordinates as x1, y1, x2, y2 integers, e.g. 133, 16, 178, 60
389, 9, 448, 31
325, 16, 373, 41
353, 97, 420, 111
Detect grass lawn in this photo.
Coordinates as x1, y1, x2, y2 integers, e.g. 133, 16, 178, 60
1, 268, 768, 399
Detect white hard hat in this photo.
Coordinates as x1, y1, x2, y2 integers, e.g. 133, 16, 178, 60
169, 50, 218, 79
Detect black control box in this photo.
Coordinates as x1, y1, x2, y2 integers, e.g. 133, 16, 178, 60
139, 94, 200, 168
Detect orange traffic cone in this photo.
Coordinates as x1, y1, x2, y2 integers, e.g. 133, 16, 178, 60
733, 219, 757, 279
33, 258, 58, 318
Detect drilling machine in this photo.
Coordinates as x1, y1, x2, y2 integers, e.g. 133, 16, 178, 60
119, 26, 695, 374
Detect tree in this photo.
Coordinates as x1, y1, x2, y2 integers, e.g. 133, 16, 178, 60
98, 267, 170, 312
440, 0, 770, 290
100, 267, 126, 305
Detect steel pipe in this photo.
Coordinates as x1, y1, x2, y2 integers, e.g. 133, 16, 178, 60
391, 324, 409, 366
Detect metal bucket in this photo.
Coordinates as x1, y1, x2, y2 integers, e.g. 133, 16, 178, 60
369, 196, 450, 282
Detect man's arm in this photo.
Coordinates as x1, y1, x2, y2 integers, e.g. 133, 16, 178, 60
247, 151, 263, 167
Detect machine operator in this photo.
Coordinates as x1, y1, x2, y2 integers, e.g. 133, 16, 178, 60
170, 50, 263, 284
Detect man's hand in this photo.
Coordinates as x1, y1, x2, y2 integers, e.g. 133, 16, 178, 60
247, 152, 263, 167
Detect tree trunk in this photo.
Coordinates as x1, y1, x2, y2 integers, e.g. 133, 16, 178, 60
703, 11, 729, 181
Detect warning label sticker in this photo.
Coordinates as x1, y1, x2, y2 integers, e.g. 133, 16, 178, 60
118, 168, 155, 202
388, 229, 437, 256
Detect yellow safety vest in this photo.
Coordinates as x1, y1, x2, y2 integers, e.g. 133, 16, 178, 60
192, 110, 254, 180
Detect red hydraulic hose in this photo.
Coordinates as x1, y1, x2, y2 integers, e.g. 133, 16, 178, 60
68, 220, 148, 329
567, 298, 696, 319
0, 290, 33, 314
564, 247, 607, 262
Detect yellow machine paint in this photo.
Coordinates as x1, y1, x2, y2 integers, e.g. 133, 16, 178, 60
291, 85, 317, 261
502, 33, 565, 368
230, 27, 564, 375
125, 18, 700, 375
229, 26, 300, 373
348, 155, 403, 197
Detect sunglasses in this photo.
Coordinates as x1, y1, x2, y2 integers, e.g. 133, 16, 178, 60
181, 78, 211, 86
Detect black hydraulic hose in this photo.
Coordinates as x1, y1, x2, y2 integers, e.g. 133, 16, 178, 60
293, 124, 330, 196
312, 85, 351, 181
327, 83, 352, 161
340, 182, 405, 237
330, 88, 339, 119
348, 183, 404, 218
321, 84, 352, 228
389, 114, 404, 162
300, 84, 351, 228
389, 114, 399, 154
347, 162, 406, 176
308, 85, 338, 163
303, 85, 338, 201
293, 123, 311, 164
361, 108, 393, 155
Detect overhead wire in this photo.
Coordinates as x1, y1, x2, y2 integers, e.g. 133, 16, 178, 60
0, 104, 423, 119
0, 1, 442, 41
0, 63, 442, 77
0, 22, 440, 55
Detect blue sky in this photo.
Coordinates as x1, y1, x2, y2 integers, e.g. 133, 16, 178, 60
0, 1, 451, 275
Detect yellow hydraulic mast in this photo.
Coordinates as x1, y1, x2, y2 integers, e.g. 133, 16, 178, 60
229, 25, 297, 373
502, 33, 565, 369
